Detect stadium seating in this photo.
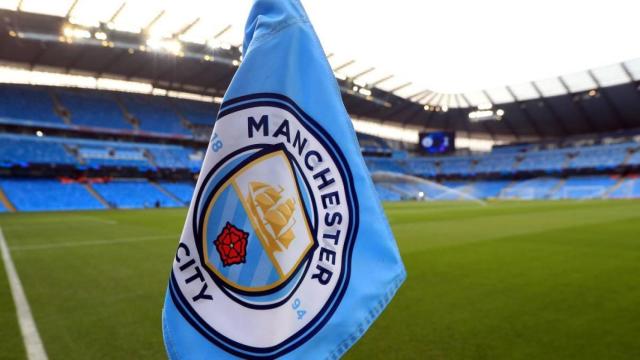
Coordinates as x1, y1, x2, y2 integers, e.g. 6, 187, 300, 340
626, 150, 640, 166
58, 90, 132, 130
459, 180, 511, 199
567, 143, 631, 170
500, 178, 561, 199
474, 154, 518, 174
0, 133, 207, 170
147, 146, 203, 170
517, 149, 569, 173
175, 98, 217, 126
121, 95, 192, 136
0, 134, 77, 166
551, 176, 618, 199
608, 178, 640, 198
0, 85, 65, 126
75, 144, 151, 168
92, 180, 182, 209
365, 158, 406, 174
159, 182, 195, 203
0, 179, 104, 211
357, 132, 392, 154
403, 158, 438, 177
439, 157, 474, 176
374, 183, 402, 201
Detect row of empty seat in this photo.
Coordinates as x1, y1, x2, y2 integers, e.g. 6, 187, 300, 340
0, 178, 196, 212
367, 141, 640, 177
373, 175, 640, 201
0, 133, 204, 170
0, 84, 217, 136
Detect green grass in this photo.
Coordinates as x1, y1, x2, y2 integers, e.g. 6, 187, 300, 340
1, 200, 640, 359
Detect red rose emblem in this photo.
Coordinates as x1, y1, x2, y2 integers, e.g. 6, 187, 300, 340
215, 222, 249, 266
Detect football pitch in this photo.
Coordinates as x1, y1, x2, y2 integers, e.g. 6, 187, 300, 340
1, 200, 639, 359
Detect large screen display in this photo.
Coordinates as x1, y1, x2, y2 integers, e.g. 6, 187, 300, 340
419, 132, 455, 154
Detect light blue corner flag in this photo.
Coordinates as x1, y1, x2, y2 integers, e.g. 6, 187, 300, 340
162, 0, 406, 358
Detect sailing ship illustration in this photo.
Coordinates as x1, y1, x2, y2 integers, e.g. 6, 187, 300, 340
246, 181, 297, 254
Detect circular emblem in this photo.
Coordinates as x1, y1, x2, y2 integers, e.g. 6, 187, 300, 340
169, 94, 358, 358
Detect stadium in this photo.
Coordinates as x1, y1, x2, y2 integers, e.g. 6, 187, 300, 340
0, 0, 639, 359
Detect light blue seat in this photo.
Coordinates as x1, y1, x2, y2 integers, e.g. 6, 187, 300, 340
160, 182, 195, 204
0, 179, 104, 211
92, 180, 182, 209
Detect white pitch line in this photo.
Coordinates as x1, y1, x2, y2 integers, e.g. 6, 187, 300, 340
0, 227, 48, 360
10, 234, 177, 252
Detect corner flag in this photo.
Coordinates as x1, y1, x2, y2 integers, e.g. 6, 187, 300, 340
162, 0, 406, 358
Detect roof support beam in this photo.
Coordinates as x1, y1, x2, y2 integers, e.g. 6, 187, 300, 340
144, 10, 166, 33
422, 92, 439, 105
174, 17, 200, 38
109, 2, 127, 24
389, 82, 412, 93
65, 0, 80, 19
483, 90, 519, 140
213, 25, 232, 39
528, 82, 569, 136
370, 74, 393, 87
558, 76, 599, 133
587, 69, 627, 128
620, 63, 640, 103
332, 60, 355, 72
412, 90, 433, 103
350, 67, 374, 80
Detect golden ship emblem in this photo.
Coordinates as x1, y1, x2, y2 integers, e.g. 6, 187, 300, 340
245, 181, 297, 254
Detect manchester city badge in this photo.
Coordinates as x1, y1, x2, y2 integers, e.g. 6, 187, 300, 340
168, 94, 358, 358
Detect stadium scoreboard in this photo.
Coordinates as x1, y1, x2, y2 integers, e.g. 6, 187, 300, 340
419, 132, 455, 154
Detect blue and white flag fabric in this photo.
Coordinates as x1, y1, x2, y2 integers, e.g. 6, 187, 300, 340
162, 0, 406, 358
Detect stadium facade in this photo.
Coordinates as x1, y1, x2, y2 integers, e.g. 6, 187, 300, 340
0, 7, 639, 212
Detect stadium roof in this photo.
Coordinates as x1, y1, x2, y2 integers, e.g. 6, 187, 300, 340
2, 0, 639, 102
0, 0, 639, 141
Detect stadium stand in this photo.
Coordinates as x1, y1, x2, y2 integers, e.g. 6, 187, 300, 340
174, 98, 217, 126
147, 146, 203, 170
159, 182, 195, 204
374, 184, 402, 201
460, 180, 512, 199
517, 149, 570, 173
92, 179, 182, 209
439, 157, 474, 176
551, 176, 618, 199
121, 95, 192, 136
57, 90, 132, 130
473, 154, 518, 174
1, 81, 640, 211
0, 85, 65, 126
567, 143, 632, 170
626, 149, 640, 166
0, 178, 104, 211
404, 158, 438, 177
74, 144, 151, 169
500, 178, 561, 200
608, 177, 640, 198
365, 158, 406, 173
0, 133, 77, 166
357, 132, 392, 155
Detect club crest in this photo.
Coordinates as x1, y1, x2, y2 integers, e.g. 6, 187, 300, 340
169, 94, 358, 358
